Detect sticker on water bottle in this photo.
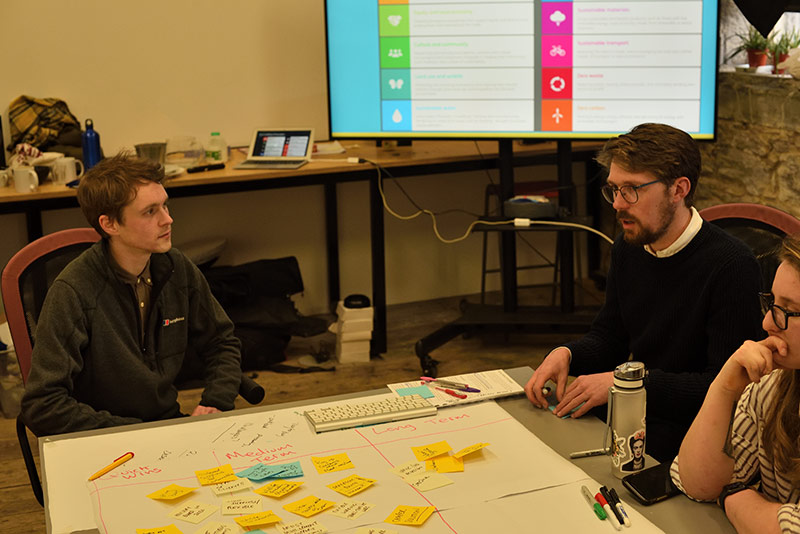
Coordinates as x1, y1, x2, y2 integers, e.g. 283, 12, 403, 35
614, 429, 646, 472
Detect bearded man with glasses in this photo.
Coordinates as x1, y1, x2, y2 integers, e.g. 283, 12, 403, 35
525, 123, 763, 462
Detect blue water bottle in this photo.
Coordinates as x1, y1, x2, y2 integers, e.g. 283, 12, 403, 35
82, 118, 102, 170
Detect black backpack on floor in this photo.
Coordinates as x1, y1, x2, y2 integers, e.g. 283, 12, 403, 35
176, 257, 329, 386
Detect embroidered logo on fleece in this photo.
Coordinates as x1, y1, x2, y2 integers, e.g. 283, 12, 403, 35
163, 317, 185, 326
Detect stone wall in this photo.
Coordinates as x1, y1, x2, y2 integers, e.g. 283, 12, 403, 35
695, 72, 800, 217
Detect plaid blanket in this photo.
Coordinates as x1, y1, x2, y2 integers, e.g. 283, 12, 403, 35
7, 95, 80, 152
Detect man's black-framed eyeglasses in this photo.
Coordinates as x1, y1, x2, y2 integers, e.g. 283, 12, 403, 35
759, 292, 800, 330
601, 179, 662, 205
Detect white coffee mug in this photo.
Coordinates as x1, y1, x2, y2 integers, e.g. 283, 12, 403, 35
13, 166, 39, 193
53, 156, 85, 185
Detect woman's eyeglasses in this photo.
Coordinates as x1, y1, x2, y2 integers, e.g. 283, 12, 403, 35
760, 292, 800, 330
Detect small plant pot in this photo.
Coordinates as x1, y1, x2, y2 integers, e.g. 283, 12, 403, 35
774, 52, 789, 74
747, 49, 769, 68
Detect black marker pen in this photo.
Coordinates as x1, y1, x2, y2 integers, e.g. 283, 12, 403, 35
186, 162, 226, 173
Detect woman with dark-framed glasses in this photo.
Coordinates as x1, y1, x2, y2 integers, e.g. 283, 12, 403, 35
673, 234, 800, 533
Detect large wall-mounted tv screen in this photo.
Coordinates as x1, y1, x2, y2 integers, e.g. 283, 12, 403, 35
325, 0, 718, 139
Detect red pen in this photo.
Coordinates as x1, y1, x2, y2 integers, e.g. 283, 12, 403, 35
435, 386, 467, 399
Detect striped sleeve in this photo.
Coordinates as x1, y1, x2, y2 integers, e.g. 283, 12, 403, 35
778, 504, 800, 533
670, 376, 768, 501
738, 373, 800, 533
670, 455, 706, 501
727, 378, 764, 485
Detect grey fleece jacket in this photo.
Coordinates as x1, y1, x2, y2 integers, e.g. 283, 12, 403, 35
20, 240, 242, 436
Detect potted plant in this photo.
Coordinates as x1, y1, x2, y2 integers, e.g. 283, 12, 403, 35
728, 25, 769, 68
772, 29, 800, 74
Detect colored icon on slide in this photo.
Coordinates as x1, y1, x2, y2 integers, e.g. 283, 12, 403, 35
540, 100, 572, 131
550, 76, 566, 92
541, 35, 572, 67
542, 2, 573, 33
382, 101, 411, 131
541, 68, 572, 99
550, 10, 566, 26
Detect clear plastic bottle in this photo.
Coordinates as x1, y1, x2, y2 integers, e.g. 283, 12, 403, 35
205, 132, 228, 163
607, 361, 647, 478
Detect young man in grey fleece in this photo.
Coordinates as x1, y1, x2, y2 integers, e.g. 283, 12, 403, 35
21, 153, 242, 436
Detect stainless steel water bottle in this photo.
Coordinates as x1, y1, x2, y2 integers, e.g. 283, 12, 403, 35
607, 361, 647, 478
82, 118, 102, 170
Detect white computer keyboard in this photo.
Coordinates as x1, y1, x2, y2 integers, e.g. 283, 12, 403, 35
304, 395, 438, 433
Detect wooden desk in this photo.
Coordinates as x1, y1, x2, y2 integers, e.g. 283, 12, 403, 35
0, 140, 603, 354
40, 367, 733, 533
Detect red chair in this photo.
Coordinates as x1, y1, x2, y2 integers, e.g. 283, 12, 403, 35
700, 202, 800, 290
2, 227, 101, 505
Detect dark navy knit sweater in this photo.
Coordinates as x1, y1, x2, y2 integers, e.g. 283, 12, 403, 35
566, 221, 763, 429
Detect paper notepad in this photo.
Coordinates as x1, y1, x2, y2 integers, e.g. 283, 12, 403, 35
387, 369, 524, 407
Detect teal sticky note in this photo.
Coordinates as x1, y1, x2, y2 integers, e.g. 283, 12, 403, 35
236, 460, 303, 481
272, 460, 303, 478
548, 401, 584, 419
397, 386, 434, 399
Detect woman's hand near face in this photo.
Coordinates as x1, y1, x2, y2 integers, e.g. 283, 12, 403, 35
712, 337, 788, 397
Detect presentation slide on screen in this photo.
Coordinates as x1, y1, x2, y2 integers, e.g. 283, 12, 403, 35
326, 0, 717, 137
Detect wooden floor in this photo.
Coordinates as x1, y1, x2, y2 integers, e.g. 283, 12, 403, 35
0, 285, 599, 532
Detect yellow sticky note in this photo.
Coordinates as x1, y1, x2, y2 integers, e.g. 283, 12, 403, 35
233, 510, 282, 528
384, 505, 436, 526
411, 440, 452, 461
311, 453, 355, 474
407, 472, 453, 492
147, 484, 197, 500
278, 519, 326, 534
168, 500, 218, 524
136, 525, 183, 534
390, 460, 426, 480
221, 495, 262, 515
330, 499, 375, 520
428, 455, 463, 473
254, 479, 304, 498
327, 474, 376, 497
453, 442, 490, 458
195, 464, 237, 486
192, 522, 236, 534
211, 477, 252, 495
283, 495, 335, 517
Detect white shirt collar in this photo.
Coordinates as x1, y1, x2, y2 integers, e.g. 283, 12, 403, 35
644, 207, 702, 258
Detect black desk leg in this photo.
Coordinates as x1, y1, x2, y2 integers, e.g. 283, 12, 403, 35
557, 140, 575, 313
498, 139, 518, 313
500, 231, 518, 312
25, 208, 44, 242
324, 182, 340, 311
369, 174, 387, 355
585, 157, 603, 279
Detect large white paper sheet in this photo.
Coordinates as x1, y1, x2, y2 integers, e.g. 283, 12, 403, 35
42, 400, 660, 533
